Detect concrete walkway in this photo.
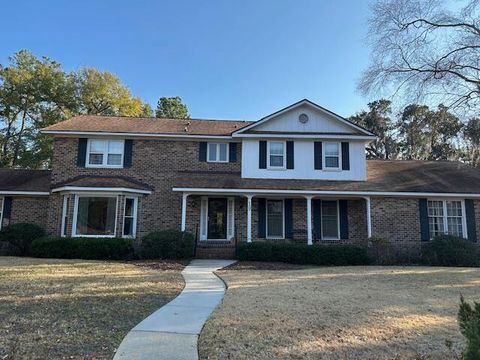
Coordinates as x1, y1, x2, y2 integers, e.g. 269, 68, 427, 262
114, 259, 236, 360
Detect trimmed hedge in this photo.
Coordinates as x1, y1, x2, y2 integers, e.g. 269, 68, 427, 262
0, 223, 45, 256
139, 230, 195, 259
421, 235, 479, 267
30, 236, 134, 260
237, 242, 372, 266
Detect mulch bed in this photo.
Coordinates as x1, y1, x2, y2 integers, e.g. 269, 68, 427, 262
132, 259, 190, 271
221, 261, 309, 271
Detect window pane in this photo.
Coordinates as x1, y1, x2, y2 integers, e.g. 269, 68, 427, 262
447, 217, 463, 237
123, 218, 133, 236
428, 201, 444, 216
107, 154, 122, 165
325, 157, 339, 168
267, 200, 283, 238
90, 140, 106, 153
125, 198, 134, 217
108, 140, 123, 154
76, 197, 116, 236
325, 143, 339, 156
89, 153, 103, 165
219, 143, 228, 161
322, 201, 338, 238
270, 155, 284, 167
208, 143, 217, 161
269, 142, 284, 155
446, 201, 462, 217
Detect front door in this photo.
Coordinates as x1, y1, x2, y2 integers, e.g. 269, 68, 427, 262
207, 198, 227, 240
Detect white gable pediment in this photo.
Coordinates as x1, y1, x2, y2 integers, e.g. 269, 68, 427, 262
233, 99, 375, 137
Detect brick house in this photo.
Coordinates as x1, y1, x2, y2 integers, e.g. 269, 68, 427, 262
1, 99, 479, 258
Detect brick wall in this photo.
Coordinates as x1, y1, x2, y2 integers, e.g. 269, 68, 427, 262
3, 196, 49, 230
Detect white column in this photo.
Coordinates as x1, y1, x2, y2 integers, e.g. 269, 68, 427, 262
181, 193, 188, 232
306, 196, 313, 245
366, 196, 372, 238
247, 195, 253, 243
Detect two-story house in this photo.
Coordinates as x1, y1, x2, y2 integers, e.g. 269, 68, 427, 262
1, 99, 479, 258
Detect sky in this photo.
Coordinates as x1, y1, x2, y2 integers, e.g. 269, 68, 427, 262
0, 0, 374, 120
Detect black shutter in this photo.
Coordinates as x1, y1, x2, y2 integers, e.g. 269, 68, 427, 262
77, 138, 87, 167
286, 141, 294, 169
339, 200, 349, 239
465, 199, 477, 242
341, 142, 350, 170
229, 143, 237, 162
199, 142, 207, 162
285, 199, 293, 238
123, 140, 133, 168
314, 142, 322, 170
419, 198, 430, 241
257, 198, 266, 238
259, 141, 267, 169
313, 199, 321, 240
3, 197, 12, 221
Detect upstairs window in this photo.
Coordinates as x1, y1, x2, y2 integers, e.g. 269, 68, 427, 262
87, 139, 124, 168
268, 141, 285, 169
323, 142, 340, 170
207, 143, 229, 162
428, 200, 465, 238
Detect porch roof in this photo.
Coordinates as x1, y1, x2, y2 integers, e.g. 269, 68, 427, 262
51, 175, 153, 194
173, 160, 480, 196
0, 169, 51, 195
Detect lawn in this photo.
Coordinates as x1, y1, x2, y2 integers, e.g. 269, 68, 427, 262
199, 263, 480, 360
0, 257, 185, 360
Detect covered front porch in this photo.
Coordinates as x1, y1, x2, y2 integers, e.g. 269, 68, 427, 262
176, 189, 372, 248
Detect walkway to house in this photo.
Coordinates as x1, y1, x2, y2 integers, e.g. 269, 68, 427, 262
114, 259, 236, 360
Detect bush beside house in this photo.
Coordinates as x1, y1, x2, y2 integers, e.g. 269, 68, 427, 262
421, 235, 480, 267
0, 223, 45, 256
139, 230, 195, 259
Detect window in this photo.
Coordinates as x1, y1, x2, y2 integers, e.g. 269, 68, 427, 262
123, 197, 138, 237
0, 197, 3, 230
428, 200, 465, 238
268, 141, 285, 169
73, 196, 117, 237
321, 200, 339, 239
266, 199, 284, 238
207, 143, 229, 162
323, 142, 340, 170
61, 195, 70, 237
87, 139, 124, 167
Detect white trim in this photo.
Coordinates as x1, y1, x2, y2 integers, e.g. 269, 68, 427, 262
207, 142, 229, 163
266, 199, 285, 239
232, 99, 376, 137
233, 134, 375, 140
181, 193, 188, 232
0, 196, 4, 231
320, 199, 340, 240
61, 195, 69, 237
306, 196, 313, 245
71, 195, 118, 238
246, 195, 253, 243
365, 196, 372, 238
122, 196, 138, 238
86, 139, 124, 169
0, 191, 49, 196
322, 141, 341, 171
52, 186, 151, 195
267, 140, 286, 170
172, 187, 480, 198
41, 130, 234, 140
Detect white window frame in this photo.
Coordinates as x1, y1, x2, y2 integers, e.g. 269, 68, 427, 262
122, 197, 138, 238
320, 199, 340, 240
86, 139, 125, 168
61, 195, 69, 237
72, 194, 118, 238
207, 143, 229, 163
267, 141, 286, 170
266, 199, 285, 239
322, 142, 342, 171
0, 196, 4, 231
427, 199, 467, 239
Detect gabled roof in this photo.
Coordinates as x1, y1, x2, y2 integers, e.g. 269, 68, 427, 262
232, 99, 376, 137
0, 169, 51, 195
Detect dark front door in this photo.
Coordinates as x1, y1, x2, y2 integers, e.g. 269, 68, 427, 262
208, 198, 227, 239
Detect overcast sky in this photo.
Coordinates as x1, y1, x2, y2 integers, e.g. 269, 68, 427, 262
0, 0, 375, 120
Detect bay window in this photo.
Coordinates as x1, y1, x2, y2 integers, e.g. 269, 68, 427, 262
73, 196, 117, 237
428, 200, 465, 238
268, 141, 286, 169
87, 139, 124, 168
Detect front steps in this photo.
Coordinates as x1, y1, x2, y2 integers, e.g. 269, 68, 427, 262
195, 241, 236, 259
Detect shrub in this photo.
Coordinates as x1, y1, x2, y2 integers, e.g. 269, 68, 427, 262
139, 230, 195, 259
368, 235, 393, 265
0, 241, 21, 256
30, 236, 134, 260
0, 223, 45, 256
237, 242, 372, 266
421, 235, 479, 267
458, 296, 480, 360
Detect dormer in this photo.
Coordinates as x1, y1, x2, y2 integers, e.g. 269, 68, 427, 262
232, 99, 376, 181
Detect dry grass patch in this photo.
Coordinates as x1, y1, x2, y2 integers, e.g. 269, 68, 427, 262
0, 257, 184, 360
199, 265, 480, 360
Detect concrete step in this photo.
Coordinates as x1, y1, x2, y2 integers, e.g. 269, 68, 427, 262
195, 246, 236, 259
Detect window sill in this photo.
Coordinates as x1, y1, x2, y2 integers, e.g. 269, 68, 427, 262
85, 165, 124, 169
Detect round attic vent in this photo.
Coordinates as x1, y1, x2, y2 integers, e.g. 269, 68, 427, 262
299, 113, 309, 124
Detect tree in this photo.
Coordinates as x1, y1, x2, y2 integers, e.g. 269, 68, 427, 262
155, 96, 189, 118
75, 68, 152, 117
360, 0, 480, 113
462, 117, 480, 167
348, 99, 399, 159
